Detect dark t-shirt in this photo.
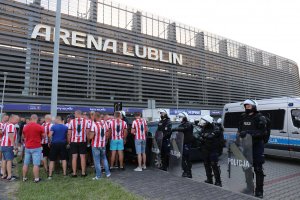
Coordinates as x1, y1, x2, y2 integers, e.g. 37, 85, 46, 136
50, 124, 68, 143
23, 122, 44, 149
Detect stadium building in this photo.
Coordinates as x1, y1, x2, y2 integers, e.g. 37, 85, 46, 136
0, 0, 300, 115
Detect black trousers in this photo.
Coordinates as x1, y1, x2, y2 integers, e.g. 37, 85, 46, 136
161, 139, 170, 169
182, 143, 192, 173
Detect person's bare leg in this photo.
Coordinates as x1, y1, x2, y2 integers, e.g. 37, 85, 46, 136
49, 161, 55, 177
33, 165, 40, 179
6, 161, 12, 178
137, 154, 142, 168
72, 154, 78, 175
80, 154, 86, 175
42, 157, 48, 172
62, 160, 67, 176
22, 165, 28, 178
110, 151, 116, 167
1, 160, 7, 177
142, 153, 147, 167
118, 151, 124, 168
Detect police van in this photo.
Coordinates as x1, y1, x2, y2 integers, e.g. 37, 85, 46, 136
222, 97, 300, 159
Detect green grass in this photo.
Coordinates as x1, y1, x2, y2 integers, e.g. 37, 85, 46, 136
17, 165, 142, 200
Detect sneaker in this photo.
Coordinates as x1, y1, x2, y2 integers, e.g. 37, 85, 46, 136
22, 177, 28, 182
7, 177, 16, 181
134, 167, 143, 172
34, 178, 41, 183
106, 173, 111, 178
142, 165, 147, 170
119, 167, 125, 171
48, 176, 52, 180
92, 176, 100, 180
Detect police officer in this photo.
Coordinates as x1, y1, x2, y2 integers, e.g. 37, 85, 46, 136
238, 99, 266, 198
200, 115, 222, 187
171, 112, 194, 178
157, 109, 172, 171
215, 118, 225, 156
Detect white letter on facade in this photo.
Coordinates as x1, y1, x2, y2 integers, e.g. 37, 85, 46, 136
31, 24, 51, 41
87, 35, 102, 50
71, 31, 86, 48
148, 47, 159, 61
103, 39, 117, 53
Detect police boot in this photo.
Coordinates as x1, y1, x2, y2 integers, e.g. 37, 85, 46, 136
187, 170, 192, 179
255, 174, 264, 199
204, 162, 213, 184
182, 171, 188, 177
212, 162, 222, 187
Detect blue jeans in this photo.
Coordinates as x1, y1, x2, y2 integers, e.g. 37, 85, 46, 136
92, 147, 110, 178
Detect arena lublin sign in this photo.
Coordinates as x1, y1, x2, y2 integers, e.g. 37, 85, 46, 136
31, 24, 183, 65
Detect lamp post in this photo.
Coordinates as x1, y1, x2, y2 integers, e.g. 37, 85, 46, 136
0, 72, 8, 121
50, 0, 62, 121
176, 88, 179, 113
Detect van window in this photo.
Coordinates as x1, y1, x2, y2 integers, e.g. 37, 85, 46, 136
224, 109, 285, 130
291, 109, 300, 128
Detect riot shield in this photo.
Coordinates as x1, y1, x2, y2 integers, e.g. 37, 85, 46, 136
226, 134, 254, 195
168, 131, 184, 176
151, 131, 163, 168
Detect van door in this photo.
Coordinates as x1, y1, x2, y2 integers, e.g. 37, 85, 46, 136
288, 108, 300, 159
263, 109, 289, 158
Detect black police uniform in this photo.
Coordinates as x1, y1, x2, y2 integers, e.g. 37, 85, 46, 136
239, 112, 266, 198
201, 122, 222, 186
157, 116, 172, 171
172, 121, 194, 178
214, 122, 225, 155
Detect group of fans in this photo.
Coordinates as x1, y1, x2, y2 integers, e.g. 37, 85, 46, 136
0, 110, 148, 182
0, 99, 266, 198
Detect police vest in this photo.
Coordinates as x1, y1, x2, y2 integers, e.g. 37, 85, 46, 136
241, 115, 258, 131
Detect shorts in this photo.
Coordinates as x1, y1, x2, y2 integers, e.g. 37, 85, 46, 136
24, 147, 42, 166
2, 146, 14, 161
135, 140, 146, 154
42, 143, 50, 157
110, 139, 124, 151
70, 142, 87, 155
49, 143, 67, 161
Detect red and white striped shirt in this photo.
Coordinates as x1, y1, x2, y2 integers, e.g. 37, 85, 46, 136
1, 123, 16, 147
68, 118, 91, 143
41, 122, 52, 144
109, 119, 127, 140
91, 120, 108, 148
132, 118, 148, 140
0, 122, 8, 141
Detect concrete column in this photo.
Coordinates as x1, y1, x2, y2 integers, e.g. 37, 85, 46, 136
219, 40, 228, 56
86, 0, 98, 99
238, 46, 247, 61
195, 32, 205, 50
167, 22, 176, 42
254, 51, 263, 65
132, 11, 142, 33
89, 0, 98, 22
269, 56, 277, 68
23, 1, 42, 96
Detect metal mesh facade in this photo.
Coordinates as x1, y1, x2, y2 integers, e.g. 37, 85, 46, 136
0, 0, 299, 109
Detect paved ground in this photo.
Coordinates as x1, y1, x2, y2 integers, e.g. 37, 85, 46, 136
0, 162, 18, 200
192, 154, 300, 200
111, 166, 256, 200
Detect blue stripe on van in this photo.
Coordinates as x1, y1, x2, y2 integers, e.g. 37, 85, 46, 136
223, 133, 300, 146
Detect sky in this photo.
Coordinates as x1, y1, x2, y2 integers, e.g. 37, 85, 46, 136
117, 0, 300, 74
